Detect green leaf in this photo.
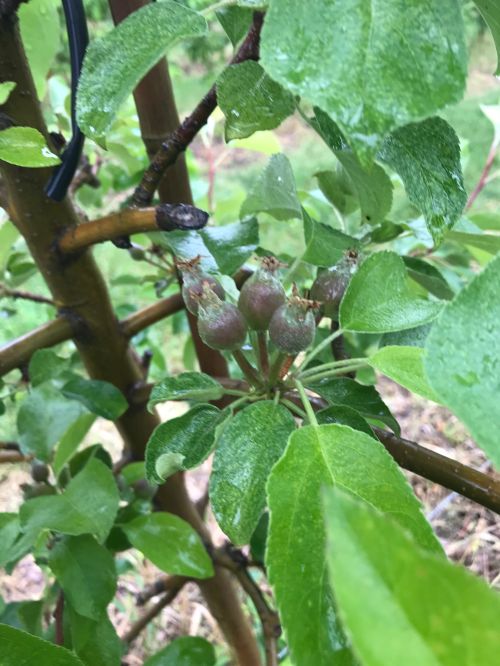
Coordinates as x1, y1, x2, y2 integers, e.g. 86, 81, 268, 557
0, 514, 21, 568
0, 624, 84, 665
240, 154, 302, 221
0, 127, 60, 167
19, 0, 60, 100
267, 424, 441, 666
148, 373, 224, 410
20, 458, 119, 543
425, 254, 500, 467
403, 256, 455, 300
144, 636, 216, 666
17, 384, 88, 461
261, 0, 466, 162
77, 2, 206, 144
217, 61, 295, 141
0, 221, 19, 270
0, 82, 15, 105
53, 413, 97, 477
210, 401, 296, 544
340, 251, 443, 333
368, 346, 440, 402
447, 230, 500, 255
48, 535, 116, 620
61, 378, 128, 420
302, 209, 358, 267
379, 118, 467, 244
304, 376, 400, 434
201, 218, 259, 275
161, 230, 218, 273
67, 606, 123, 666
122, 513, 213, 579
313, 109, 393, 224
381, 323, 432, 349
216, 6, 252, 46
145, 404, 222, 483
29, 349, 69, 387
315, 169, 359, 216
316, 405, 375, 438
474, 1, 500, 74
323, 486, 500, 666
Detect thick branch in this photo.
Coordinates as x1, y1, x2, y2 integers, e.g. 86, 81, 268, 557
121, 292, 183, 338
0, 450, 31, 463
0, 317, 73, 377
57, 208, 161, 254
133, 11, 264, 207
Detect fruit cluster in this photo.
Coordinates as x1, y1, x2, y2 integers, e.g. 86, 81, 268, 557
178, 253, 357, 360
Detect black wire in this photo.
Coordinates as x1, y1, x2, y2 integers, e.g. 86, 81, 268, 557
45, 0, 89, 201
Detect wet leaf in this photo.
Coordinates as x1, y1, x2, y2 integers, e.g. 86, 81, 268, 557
77, 2, 206, 144
261, 0, 466, 162
0, 127, 60, 168
267, 424, 440, 666
340, 251, 443, 333
0, 624, 84, 666
425, 254, 500, 467
148, 373, 225, 410
368, 346, 440, 402
123, 513, 213, 578
218, 61, 295, 141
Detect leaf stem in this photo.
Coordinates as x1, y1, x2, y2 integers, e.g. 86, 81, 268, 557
232, 349, 262, 388
299, 357, 367, 379
299, 363, 365, 384
268, 351, 287, 386
294, 379, 318, 426
299, 327, 345, 371
280, 397, 306, 420
257, 330, 269, 378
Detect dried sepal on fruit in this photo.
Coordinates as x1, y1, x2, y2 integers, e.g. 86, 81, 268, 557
269, 286, 317, 354
177, 255, 225, 315
238, 256, 286, 330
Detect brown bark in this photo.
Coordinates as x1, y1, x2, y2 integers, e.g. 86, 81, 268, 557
0, 14, 260, 665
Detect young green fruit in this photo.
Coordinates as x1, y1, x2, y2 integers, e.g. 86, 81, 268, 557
238, 257, 285, 330
269, 297, 316, 354
178, 257, 225, 315
197, 287, 247, 351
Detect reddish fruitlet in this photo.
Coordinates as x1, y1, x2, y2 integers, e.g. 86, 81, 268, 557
197, 285, 247, 351
269, 293, 316, 354
310, 251, 358, 319
238, 256, 285, 330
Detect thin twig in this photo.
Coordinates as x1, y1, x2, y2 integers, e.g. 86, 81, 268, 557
0, 450, 31, 463
466, 140, 498, 210
124, 577, 187, 643
136, 574, 187, 607
53, 591, 64, 646
215, 545, 281, 666
0, 284, 55, 306
133, 11, 264, 207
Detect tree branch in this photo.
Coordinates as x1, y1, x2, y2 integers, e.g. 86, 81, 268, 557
136, 574, 187, 606
0, 450, 31, 463
0, 317, 74, 377
120, 292, 184, 339
133, 10, 264, 207
215, 544, 280, 666
122, 576, 187, 644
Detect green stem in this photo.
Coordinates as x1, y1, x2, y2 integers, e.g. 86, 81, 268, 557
300, 327, 344, 371
282, 254, 303, 289
300, 363, 365, 384
280, 397, 306, 420
232, 350, 261, 388
294, 380, 318, 426
201, 0, 235, 16
223, 388, 250, 398
299, 357, 367, 379
229, 395, 251, 413
268, 351, 287, 387
257, 331, 269, 379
